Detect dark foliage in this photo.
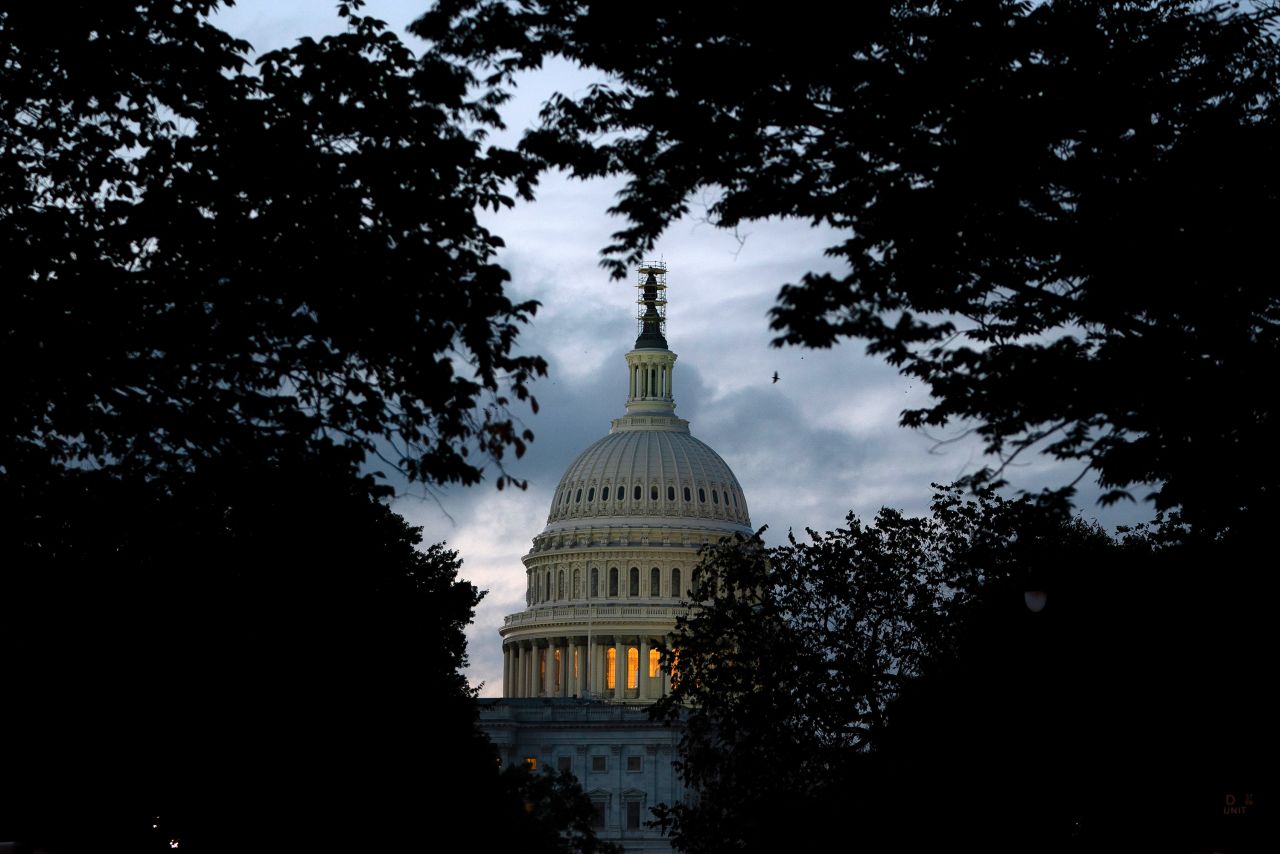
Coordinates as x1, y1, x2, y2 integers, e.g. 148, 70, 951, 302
418, 0, 1280, 534
3, 0, 544, 493
0, 3, 613, 851
651, 489, 1273, 852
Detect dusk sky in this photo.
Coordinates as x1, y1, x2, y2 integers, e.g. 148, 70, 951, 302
218, 1, 1156, 694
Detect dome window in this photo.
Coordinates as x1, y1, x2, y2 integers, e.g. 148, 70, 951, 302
601, 486, 610, 501
587, 487, 595, 502
590, 567, 599, 598
575, 489, 582, 503
546, 571, 552, 601
609, 568, 619, 597
629, 567, 640, 597
671, 567, 681, 597
633, 485, 642, 501
712, 490, 719, 504
683, 486, 691, 502
667, 486, 675, 501
698, 488, 706, 503
733, 492, 738, 508
650, 485, 658, 501
617, 485, 625, 501
650, 567, 661, 595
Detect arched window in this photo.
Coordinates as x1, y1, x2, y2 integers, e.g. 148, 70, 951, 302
546, 571, 552, 601
627, 647, 639, 690
617, 484, 625, 501
609, 568, 619, 597
629, 567, 640, 596
683, 486, 691, 502
557, 570, 565, 599
649, 648, 661, 679
575, 488, 582, 503
712, 489, 719, 504
650, 485, 658, 500
602, 486, 610, 501
650, 567, 661, 596
606, 647, 616, 690
667, 486, 675, 501
732, 491, 738, 507
590, 567, 599, 598
698, 488, 706, 503
573, 568, 581, 599
691, 568, 702, 596
671, 567, 681, 598
587, 486, 595, 502
633, 485, 642, 500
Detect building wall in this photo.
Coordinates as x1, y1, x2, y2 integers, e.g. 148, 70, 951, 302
479, 698, 684, 853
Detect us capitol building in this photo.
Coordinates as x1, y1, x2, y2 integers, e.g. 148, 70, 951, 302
478, 263, 754, 852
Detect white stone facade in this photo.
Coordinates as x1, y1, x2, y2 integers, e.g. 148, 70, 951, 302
480, 264, 754, 852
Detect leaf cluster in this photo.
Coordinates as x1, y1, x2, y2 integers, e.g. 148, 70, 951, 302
2, 0, 545, 491
419, 0, 1280, 533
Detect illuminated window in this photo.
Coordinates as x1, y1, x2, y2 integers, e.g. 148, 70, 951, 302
650, 567, 661, 595
649, 648, 661, 678
602, 486, 610, 501
609, 568, 619, 597
553, 649, 562, 691
650, 485, 658, 500
573, 648, 580, 681
629, 567, 639, 596
525, 757, 538, 770
558, 756, 572, 774
671, 568, 681, 597
633, 485, 642, 500
667, 485, 675, 500
627, 756, 642, 772
606, 648, 616, 689
627, 647, 639, 690
587, 486, 595, 501
590, 567, 599, 598
591, 755, 607, 773
627, 801, 641, 829
684, 486, 691, 501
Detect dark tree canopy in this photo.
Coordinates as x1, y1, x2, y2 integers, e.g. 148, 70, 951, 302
418, 0, 1280, 534
0, 4, 616, 850
652, 489, 1273, 853
2, 0, 543, 492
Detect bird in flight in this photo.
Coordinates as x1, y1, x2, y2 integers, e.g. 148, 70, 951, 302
772, 371, 779, 384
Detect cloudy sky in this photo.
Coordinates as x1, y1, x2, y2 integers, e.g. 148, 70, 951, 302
218, 1, 1155, 695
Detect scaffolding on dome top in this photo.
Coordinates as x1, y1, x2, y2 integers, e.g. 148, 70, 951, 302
634, 261, 668, 347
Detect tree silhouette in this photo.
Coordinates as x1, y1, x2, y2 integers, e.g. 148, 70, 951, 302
653, 489, 1273, 852
418, 0, 1280, 535
0, 3, 610, 850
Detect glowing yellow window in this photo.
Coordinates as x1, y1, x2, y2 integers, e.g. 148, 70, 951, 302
649, 648, 661, 679
627, 647, 639, 690
524, 757, 537, 770
606, 647, 616, 690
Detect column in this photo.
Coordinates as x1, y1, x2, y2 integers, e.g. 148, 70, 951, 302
639, 637, 651, 700
542, 642, 554, 697
558, 639, 570, 698
503, 644, 512, 698
613, 639, 625, 701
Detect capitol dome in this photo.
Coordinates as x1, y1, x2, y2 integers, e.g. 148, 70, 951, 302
500, 263, 754, 703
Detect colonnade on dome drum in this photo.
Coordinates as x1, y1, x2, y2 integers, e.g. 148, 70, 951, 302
502, 633, 675, 701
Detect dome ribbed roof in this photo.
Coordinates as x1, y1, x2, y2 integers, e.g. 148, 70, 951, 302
543, 415, 752, 535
